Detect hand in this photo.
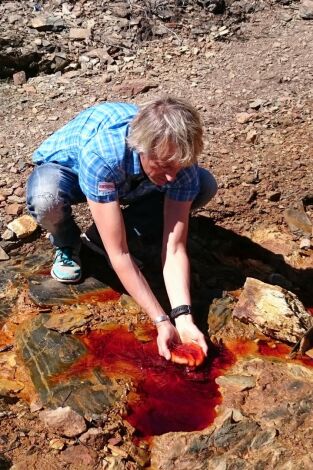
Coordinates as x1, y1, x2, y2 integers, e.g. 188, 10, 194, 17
156, 321, 181, 360
175, 314, 208, 356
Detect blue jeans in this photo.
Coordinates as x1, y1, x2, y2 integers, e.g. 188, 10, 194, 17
26, 162, 218, 249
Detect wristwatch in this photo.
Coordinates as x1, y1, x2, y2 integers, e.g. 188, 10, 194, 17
169, 305, 192, 321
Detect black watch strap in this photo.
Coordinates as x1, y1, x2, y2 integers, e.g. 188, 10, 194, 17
169, 304, 192, 321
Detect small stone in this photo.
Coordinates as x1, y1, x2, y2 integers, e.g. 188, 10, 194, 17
61, 444, 97, 466
236, 112, 254, 124
39, 406, 87, 437
5, 203, 23, 216
1, 229, 15, 241
79, 428, 106, 450
299, 0, 313, 19
49, 438, 65, 450
0, 246, 10, 261
13, 71, 27, 86
267, 191, 281, 202
249, 98, 263, 109
247, 189, 257, 203
246, 130, 258, 143
7, 215, 38, 239
0, 148, 9, 157
284, 203, 312, 236
112, 80, 158, 97
30, 397, 43, 412
30, 15, 65, 31
215, 374, 256, 391
250, 429, 277, 450
119, 294, 141, 314
69, 28, 91, 40
299, 237, 311, 250
108, 444, 129, 458
13, 187, 24, 198
85, 48, 112, 63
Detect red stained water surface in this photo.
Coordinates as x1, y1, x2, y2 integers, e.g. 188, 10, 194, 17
52, 315, 313, 438
53, 325, 235, 437
77, 288, 121, 303
226, 337, 313, 369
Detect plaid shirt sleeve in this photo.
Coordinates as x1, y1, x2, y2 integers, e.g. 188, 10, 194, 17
166, 164, 200, 202
78, 137, 121, 202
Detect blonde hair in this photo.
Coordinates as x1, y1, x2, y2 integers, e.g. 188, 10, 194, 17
127, 96, 203, 166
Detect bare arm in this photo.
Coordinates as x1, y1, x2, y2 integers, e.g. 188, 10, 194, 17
87, 198, 180, 358
162, 197, 208, 354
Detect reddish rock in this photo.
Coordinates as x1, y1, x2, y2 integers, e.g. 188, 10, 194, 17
113, 80, 158, 97
5, 203, 23, 216
61, 444, 98, 467
13, 71, 27, 86
39, 406, 87, 437
79, 428, 106, 450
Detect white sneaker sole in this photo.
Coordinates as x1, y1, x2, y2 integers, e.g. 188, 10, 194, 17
50, 267, 82, 284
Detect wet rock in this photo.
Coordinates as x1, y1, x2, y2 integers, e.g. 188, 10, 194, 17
207, 295, 236, 336
118, 294, 141, 315
39, 406, 87, 437
43, 306, 93, 333
7, 215, 38, 239
16, 314, 120, 415
232, 278, 313, 344
28, 274, 116, 306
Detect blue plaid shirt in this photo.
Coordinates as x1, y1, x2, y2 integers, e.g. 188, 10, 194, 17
33, 102, 200, 203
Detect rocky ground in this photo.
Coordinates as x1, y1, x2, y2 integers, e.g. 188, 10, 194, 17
0, 0, 313, 469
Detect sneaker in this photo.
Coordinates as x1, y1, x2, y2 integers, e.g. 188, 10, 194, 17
51, 247, 82, 283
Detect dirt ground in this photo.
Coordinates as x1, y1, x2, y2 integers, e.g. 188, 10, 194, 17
0, 1, 313, 468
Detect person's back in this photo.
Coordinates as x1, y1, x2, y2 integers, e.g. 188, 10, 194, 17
33, 102, 139, 173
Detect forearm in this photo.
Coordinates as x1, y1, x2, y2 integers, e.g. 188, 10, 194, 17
111, 251, 166, 322
162, 247, 191, 308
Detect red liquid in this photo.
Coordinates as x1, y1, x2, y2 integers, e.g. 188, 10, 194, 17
77, 288, 121, 303
51, 320, 313, 438
52, 326, 235, 437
